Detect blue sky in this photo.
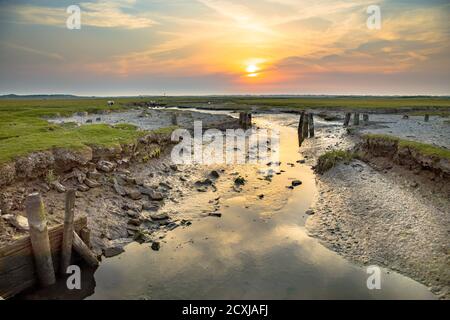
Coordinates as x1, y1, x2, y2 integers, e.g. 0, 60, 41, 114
0, 0, 449, 95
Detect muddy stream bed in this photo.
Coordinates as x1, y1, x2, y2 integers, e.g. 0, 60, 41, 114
21, 112, 438, 300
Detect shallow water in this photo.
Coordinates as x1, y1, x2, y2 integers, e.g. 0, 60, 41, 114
83, 114, 435, 300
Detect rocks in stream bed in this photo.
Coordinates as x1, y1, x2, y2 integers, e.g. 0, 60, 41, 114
125, 188, 142, 200
103, 246, 125, 258
51, 181, 66, 193
84, 178, 101, 188
97, 160, 116, 173
291, 180, 303, 187
3, 214, 29, 231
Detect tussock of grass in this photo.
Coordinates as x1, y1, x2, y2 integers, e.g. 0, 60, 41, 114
315, 150, 355, 174
364, 134, 450, 160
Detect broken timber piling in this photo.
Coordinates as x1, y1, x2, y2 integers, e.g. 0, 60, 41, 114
344, 113, 351, 127
298, 112, 314, 146
239, 112, 252, 129
353, 113, 360, 126
308, 113, 315, 137
424, 114, 429, 122
60, 190, 76, 274
363, 114, 369, 124
25, 193, 56, 287
1, 190, 96, 299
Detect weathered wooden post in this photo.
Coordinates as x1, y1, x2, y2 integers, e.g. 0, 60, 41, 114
171, 113, 178, 125
363, 114, 369, 124
308, 113, 315, 137
344, 113, 351, 127
61, 190, 76, 274
298, 112, 305, 146
25, 193, 56, 287
424, 114, 429, 122
247, 113, 252, 128
73, 232, 99, 267
353, 113, 360, 126
302, 113, 309, 142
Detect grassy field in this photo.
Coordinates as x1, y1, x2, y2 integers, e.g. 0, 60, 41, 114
0, 98, 147, 164
149, 96, 450, 110
1, 96, 449, 164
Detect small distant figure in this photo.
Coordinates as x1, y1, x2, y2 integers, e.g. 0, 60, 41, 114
402, 115, 409, 119
107, 100, 115, 106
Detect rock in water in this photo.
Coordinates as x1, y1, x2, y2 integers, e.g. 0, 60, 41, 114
292, 180, 303, 187
149, 212, 169, 221
209, 170, 220, 179
103, 246, 125, 258
151, 241, 160, 251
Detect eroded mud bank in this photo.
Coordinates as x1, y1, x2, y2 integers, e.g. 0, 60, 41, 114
302, 115, 450, 299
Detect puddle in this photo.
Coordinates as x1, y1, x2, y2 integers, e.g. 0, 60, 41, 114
23, 113, 436, 300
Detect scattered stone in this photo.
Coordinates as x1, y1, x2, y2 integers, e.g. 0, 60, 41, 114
84, 178, 101, 188
51, 181, 66, 193
142, 202, 159, 211
97, 160, 116, 173
234, 176, 246, 186
128, 218, 141, 226
103, 246, 124, 258
113, 178, 126, 196
197, 186, 208, 192
125, 188, 142, 200
87, 171, 101, 180
258, 194, 264, 199
151, 241, 160, 251
77, 184, 90, 192
194, 179, 213, 187
292, 180, 303, 187
208, 212, 222, 217
148, 190, 164, 201
159, 182, 172, 190
209, 170, 220, 179
169, 164, 178, 171
149, 212, 169, 221
297, 159, 306, 164
126, 210, 140, 218
305, 209, 315, 215
5, 214, 29, 231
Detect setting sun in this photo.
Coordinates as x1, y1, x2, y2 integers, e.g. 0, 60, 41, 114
246, 64, 259, 73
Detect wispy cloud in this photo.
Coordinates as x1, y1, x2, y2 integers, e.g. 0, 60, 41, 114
11, 0, 156, 29
0, 41, 64, 61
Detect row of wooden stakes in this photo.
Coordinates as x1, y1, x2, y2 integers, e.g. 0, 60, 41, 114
26, 191, 98, 287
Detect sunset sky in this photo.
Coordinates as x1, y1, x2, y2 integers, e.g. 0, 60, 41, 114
0, 0, 449, 95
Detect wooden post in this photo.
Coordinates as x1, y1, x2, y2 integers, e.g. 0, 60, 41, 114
72, 231, 99, 267
60, 190, 76, 274
25, 193, 56, 287
363, 114, 369, 124
424, 114, 429, 122
247, 113, 252, 128
298, 112, 305, 146
79, 227, 91, 249
302, 113, 309, 141
171, 113, 178, 125
308, 113, 315, 137
344, 113, 351, 127
353, 113, 360, 126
